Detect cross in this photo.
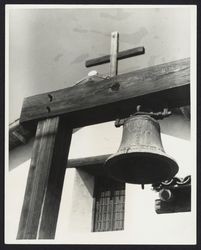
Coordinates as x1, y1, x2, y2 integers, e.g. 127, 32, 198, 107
85, 31, 145, 78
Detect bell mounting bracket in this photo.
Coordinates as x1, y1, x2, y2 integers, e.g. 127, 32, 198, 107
115, 106, 172, 128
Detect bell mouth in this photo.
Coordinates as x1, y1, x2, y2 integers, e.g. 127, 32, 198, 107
105, 152, 179, 184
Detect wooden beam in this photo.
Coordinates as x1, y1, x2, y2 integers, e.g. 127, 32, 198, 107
17, 117, 72, 239
110, 31, 119, 77
68, 154, 110, 168
38, 121, 72, 239
85, 46, 145, 67
20, 58, 190, 128
12, 131, 27, 144
67, 154, 111, 176
9, 119, 35, 150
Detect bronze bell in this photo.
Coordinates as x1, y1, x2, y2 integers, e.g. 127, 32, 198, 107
105, 114, 179, 184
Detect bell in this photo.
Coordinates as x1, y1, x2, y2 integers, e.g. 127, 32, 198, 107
105, 114, 179, 184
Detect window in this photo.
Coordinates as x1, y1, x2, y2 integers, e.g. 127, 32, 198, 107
93, 176, 125, 232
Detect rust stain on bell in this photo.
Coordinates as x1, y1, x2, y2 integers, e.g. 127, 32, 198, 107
105, 114, 179, 184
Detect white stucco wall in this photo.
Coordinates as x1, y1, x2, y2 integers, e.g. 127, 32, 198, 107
6, 5, 196, 245
6, 114, 196, 244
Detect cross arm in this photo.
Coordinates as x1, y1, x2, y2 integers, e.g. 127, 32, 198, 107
20, 58, 190, 128
85, 46, 145, 67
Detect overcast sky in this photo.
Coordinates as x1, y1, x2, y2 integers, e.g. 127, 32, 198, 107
7, 6, 192, 123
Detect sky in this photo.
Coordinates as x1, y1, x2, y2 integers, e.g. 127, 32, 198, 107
7, 6, 192, 123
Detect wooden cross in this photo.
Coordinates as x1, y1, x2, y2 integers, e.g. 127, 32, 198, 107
86, 31, 145, 77
17, 30, 190, 239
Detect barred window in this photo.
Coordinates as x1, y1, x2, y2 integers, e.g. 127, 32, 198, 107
93, 176, 125, 232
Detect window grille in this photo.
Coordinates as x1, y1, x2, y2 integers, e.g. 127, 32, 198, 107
93, 176, 125, 232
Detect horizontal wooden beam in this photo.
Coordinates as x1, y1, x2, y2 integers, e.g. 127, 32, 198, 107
67, 154, 110, 168
20, 58, 190, 128
85, 47, 145, 67
67, 154, 111, 176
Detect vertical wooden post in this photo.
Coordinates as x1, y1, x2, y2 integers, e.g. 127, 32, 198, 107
17, 117, 72, 239
110, 31, 119, 77
38, 119, 72, 239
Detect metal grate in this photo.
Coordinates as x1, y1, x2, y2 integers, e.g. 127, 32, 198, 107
93, 177, 125, 232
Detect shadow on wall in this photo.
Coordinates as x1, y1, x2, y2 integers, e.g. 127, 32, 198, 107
77, 169, 94, 197
160, 114, 190, 141
9, 138, 34, 171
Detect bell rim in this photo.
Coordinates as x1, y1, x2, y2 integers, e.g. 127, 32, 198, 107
105, 151, 179, 184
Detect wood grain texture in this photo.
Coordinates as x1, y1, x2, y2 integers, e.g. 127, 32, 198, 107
85, 47, 145, 67
9, 119, 35, 150
38, 122, 72, 239
17, 117, 72, 239
20, 58, 190, 128
110, 31, 119, 77
68, 154, 111, 168
68, 154, 111, 176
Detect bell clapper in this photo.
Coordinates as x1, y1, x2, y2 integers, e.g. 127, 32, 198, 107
141, 184, 145, 190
